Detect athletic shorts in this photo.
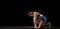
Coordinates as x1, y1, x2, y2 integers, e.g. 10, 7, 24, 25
41, 16, 47, 22
37, 15, 47, 22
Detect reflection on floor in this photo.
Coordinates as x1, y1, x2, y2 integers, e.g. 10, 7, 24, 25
0, 26, 60, 29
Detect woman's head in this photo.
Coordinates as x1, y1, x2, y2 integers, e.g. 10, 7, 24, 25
28, 11, 38, 17
28, 11, 34, 17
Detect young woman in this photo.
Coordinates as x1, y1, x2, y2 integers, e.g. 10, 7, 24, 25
28, 11, 47, 29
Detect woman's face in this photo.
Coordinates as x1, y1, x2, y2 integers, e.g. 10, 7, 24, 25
28, 12, 34, 17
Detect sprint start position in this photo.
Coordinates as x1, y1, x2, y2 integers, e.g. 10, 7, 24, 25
28, 11, 47, 29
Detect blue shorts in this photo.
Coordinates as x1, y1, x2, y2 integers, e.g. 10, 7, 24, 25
41, 16, 47, 22
37, 14, 47, 22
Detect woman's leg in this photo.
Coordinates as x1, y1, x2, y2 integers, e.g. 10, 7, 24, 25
34, 20, 40, 29
38, 21, 43, 28
33, 19, 40, 29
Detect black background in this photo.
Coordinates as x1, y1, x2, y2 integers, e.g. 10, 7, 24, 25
0, 0, 60, 27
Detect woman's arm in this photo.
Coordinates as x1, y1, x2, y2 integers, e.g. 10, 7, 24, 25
33, 12, 38, 29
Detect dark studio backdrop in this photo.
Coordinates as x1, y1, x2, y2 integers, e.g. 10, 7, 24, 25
0, 0, 60, 27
